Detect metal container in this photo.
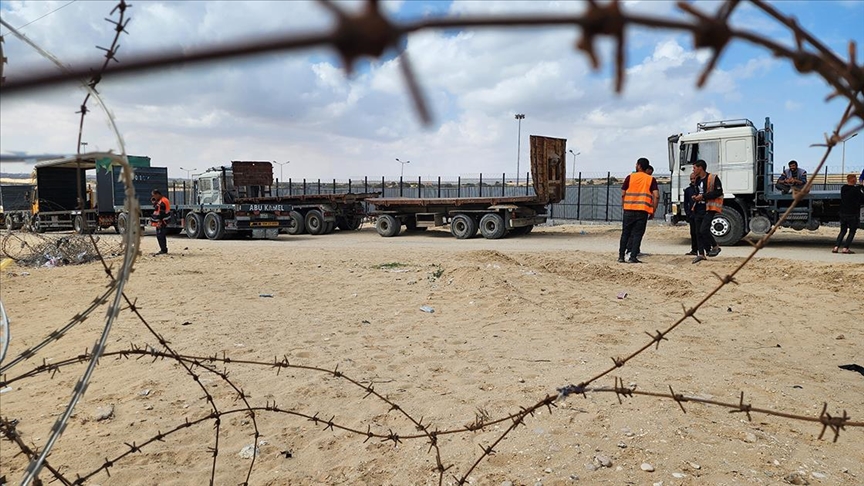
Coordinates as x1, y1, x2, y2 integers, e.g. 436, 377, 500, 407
36, 167, 87, 211
0, 184, 34, 211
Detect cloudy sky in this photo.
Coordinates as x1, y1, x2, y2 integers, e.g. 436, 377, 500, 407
1, 0, 862, 181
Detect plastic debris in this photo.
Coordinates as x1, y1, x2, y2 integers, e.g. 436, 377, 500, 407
420, 305, 435, 313
617, 292, 628, 299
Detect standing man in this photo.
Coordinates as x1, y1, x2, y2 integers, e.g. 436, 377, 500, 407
832, 173, 864, 254
683, 171, 699, 255
690, 159, 723, 263
626, 164, 657, 259
150, 189, 170, 255
618, 158, 659, 264
775, 160, 807, 194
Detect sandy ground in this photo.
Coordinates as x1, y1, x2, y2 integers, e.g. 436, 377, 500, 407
1, 222, 862, 486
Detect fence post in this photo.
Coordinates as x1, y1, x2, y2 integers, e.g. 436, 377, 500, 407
348, 178, 352, 193
317, 179, 321, 194
289, 178, 293, 196
526, 171, 530, 196
823, 166, 828, 190
479, 173, 483, 197
502, 173, 506, 196
438, 176, 441, 198
381, 176, 385, 195
457, 176, 461, 197
399, 177, 403, 197
333, 178, 336, 194
605, 172, 611, 222
303, 179, 307, 195
576, 172, 582, 221
418, 176, 422, 198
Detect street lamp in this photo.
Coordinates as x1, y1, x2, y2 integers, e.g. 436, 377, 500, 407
515, 114, 525, 184
179, 166, 196, 180
840, 132, 858, 176
396, 158, 410, 178
79, 141, 88, 153
568, 149, 581, 184
273, 161, 290, 183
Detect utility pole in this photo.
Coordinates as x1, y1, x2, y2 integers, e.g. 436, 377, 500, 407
396, 158, 410, 178
515, 114, 525, 184
568, 149, 580, 184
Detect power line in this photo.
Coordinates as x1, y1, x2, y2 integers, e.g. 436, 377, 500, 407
0, 0, 77, 36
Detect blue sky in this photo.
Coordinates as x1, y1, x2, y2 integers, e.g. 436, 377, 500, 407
1, 0, 862, 180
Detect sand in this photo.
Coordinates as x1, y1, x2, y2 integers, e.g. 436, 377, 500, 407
1, 222, 862, 485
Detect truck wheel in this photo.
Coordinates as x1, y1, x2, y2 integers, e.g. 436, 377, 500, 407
185, 213, 206, 239
710, 209, 745, 246
450, 214, 477, 239
4, 217, 14, 232
204, 212, 226, 240
337, 216, 363, 231
73, 215, 86, 234
286, 210, 305, 235
479, 213, 507, 239
305, 210, 326, 235
116, 213, 129, 235
510, 225, 533, 236
376, 214, 401, 237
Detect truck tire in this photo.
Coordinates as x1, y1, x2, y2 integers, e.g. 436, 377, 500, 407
479, 213, 507, 239
4, 216, 15, 232
450, 214, 477, 239
710, 209, 745, 246
204, 212, 226, 240
185, 213, 206, 239
376, 214, 400, 237
337, 216, 363, 231
305, 210, 326, 235
286, 210, 305, 235
73, 215, 86, 234
116, 213, 129, 235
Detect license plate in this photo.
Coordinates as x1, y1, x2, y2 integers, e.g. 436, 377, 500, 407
249, 221, 279, 227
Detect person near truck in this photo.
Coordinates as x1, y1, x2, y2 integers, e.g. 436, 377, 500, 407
832, 173, 864, 254
618, 158, 659, 264
683, 171, 699, 256
625, 164, 657, 259
150, 189, 170, 255
690, 159, 723, 264
775, 160, 807, 194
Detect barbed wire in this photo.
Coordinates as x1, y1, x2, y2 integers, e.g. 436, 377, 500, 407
0, 0, 861, 484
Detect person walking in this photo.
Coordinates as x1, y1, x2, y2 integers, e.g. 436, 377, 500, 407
832, 173, 864, 254
618, 158, 659, 264
683, 171, 699, 255
150, 189, 170, 255
690, 160, 724, 264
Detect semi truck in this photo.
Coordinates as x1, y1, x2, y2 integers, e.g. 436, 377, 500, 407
0, 184, 34, 231
163, 161, 296, 239
2, 156, 166, 234
666, 117, 860, 245
366, 135, 567, 239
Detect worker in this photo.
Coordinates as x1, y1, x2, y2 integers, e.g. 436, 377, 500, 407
618, 158, 659, 264
150, 189, 170, 255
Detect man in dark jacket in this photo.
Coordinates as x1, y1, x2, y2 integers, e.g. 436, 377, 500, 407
690, 160, 724, 263
683, 171, 698, 255
833, 173, 864, 253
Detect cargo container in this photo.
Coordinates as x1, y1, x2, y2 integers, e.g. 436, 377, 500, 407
0, 184, 34, 230
366, 135, 567, 239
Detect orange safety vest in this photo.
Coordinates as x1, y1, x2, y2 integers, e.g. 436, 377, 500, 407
622, 172, 655, 214
151, 196, 171, 227
705, 174, 723, 213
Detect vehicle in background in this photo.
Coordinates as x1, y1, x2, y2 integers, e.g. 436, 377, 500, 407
366, 135, 567, 239
166, 161, 296, 239
2, 155, 165, 234
0, 183, 34, 231
667, 117, 859, 246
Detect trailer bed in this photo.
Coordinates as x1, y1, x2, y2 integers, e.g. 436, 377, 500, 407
235, 192, 380, 204
367, 195, 542, 209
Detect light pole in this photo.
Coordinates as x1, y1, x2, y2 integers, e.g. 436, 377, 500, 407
179, 167, 196, 181
79, 141, 88, 153
515, 114, 525, 184
273, 161, 289, 183
840, 132, 858, 176
568, 149, 580, 184
396, 158, 410, 178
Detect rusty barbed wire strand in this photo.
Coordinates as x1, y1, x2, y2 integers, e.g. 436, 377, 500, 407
1, 1, 861, 128
1, 0, 863, 484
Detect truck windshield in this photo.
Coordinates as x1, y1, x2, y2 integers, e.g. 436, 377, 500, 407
679, 141, 720, 170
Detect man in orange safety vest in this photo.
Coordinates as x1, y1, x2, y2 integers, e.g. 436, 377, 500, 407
618, 158, 659, 264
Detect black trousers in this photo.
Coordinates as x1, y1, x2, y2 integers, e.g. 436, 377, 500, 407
155, 225, 168, 253
619, 210, 648, 260
694, 211, 717, 254
835, 214, 860, 248
688, 216, 698, 252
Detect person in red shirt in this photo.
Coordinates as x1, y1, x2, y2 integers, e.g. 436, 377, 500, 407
150, 189, 170, 255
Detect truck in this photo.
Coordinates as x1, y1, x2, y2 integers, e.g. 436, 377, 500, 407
366, 135, 567, 239
163, 161, 297, 239
0, 183, 34, 231
4, 155, 166, 234
666, 117, 860, 245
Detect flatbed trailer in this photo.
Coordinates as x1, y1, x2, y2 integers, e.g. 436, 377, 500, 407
367, 135, 567, 239
235, 192, 379, 235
